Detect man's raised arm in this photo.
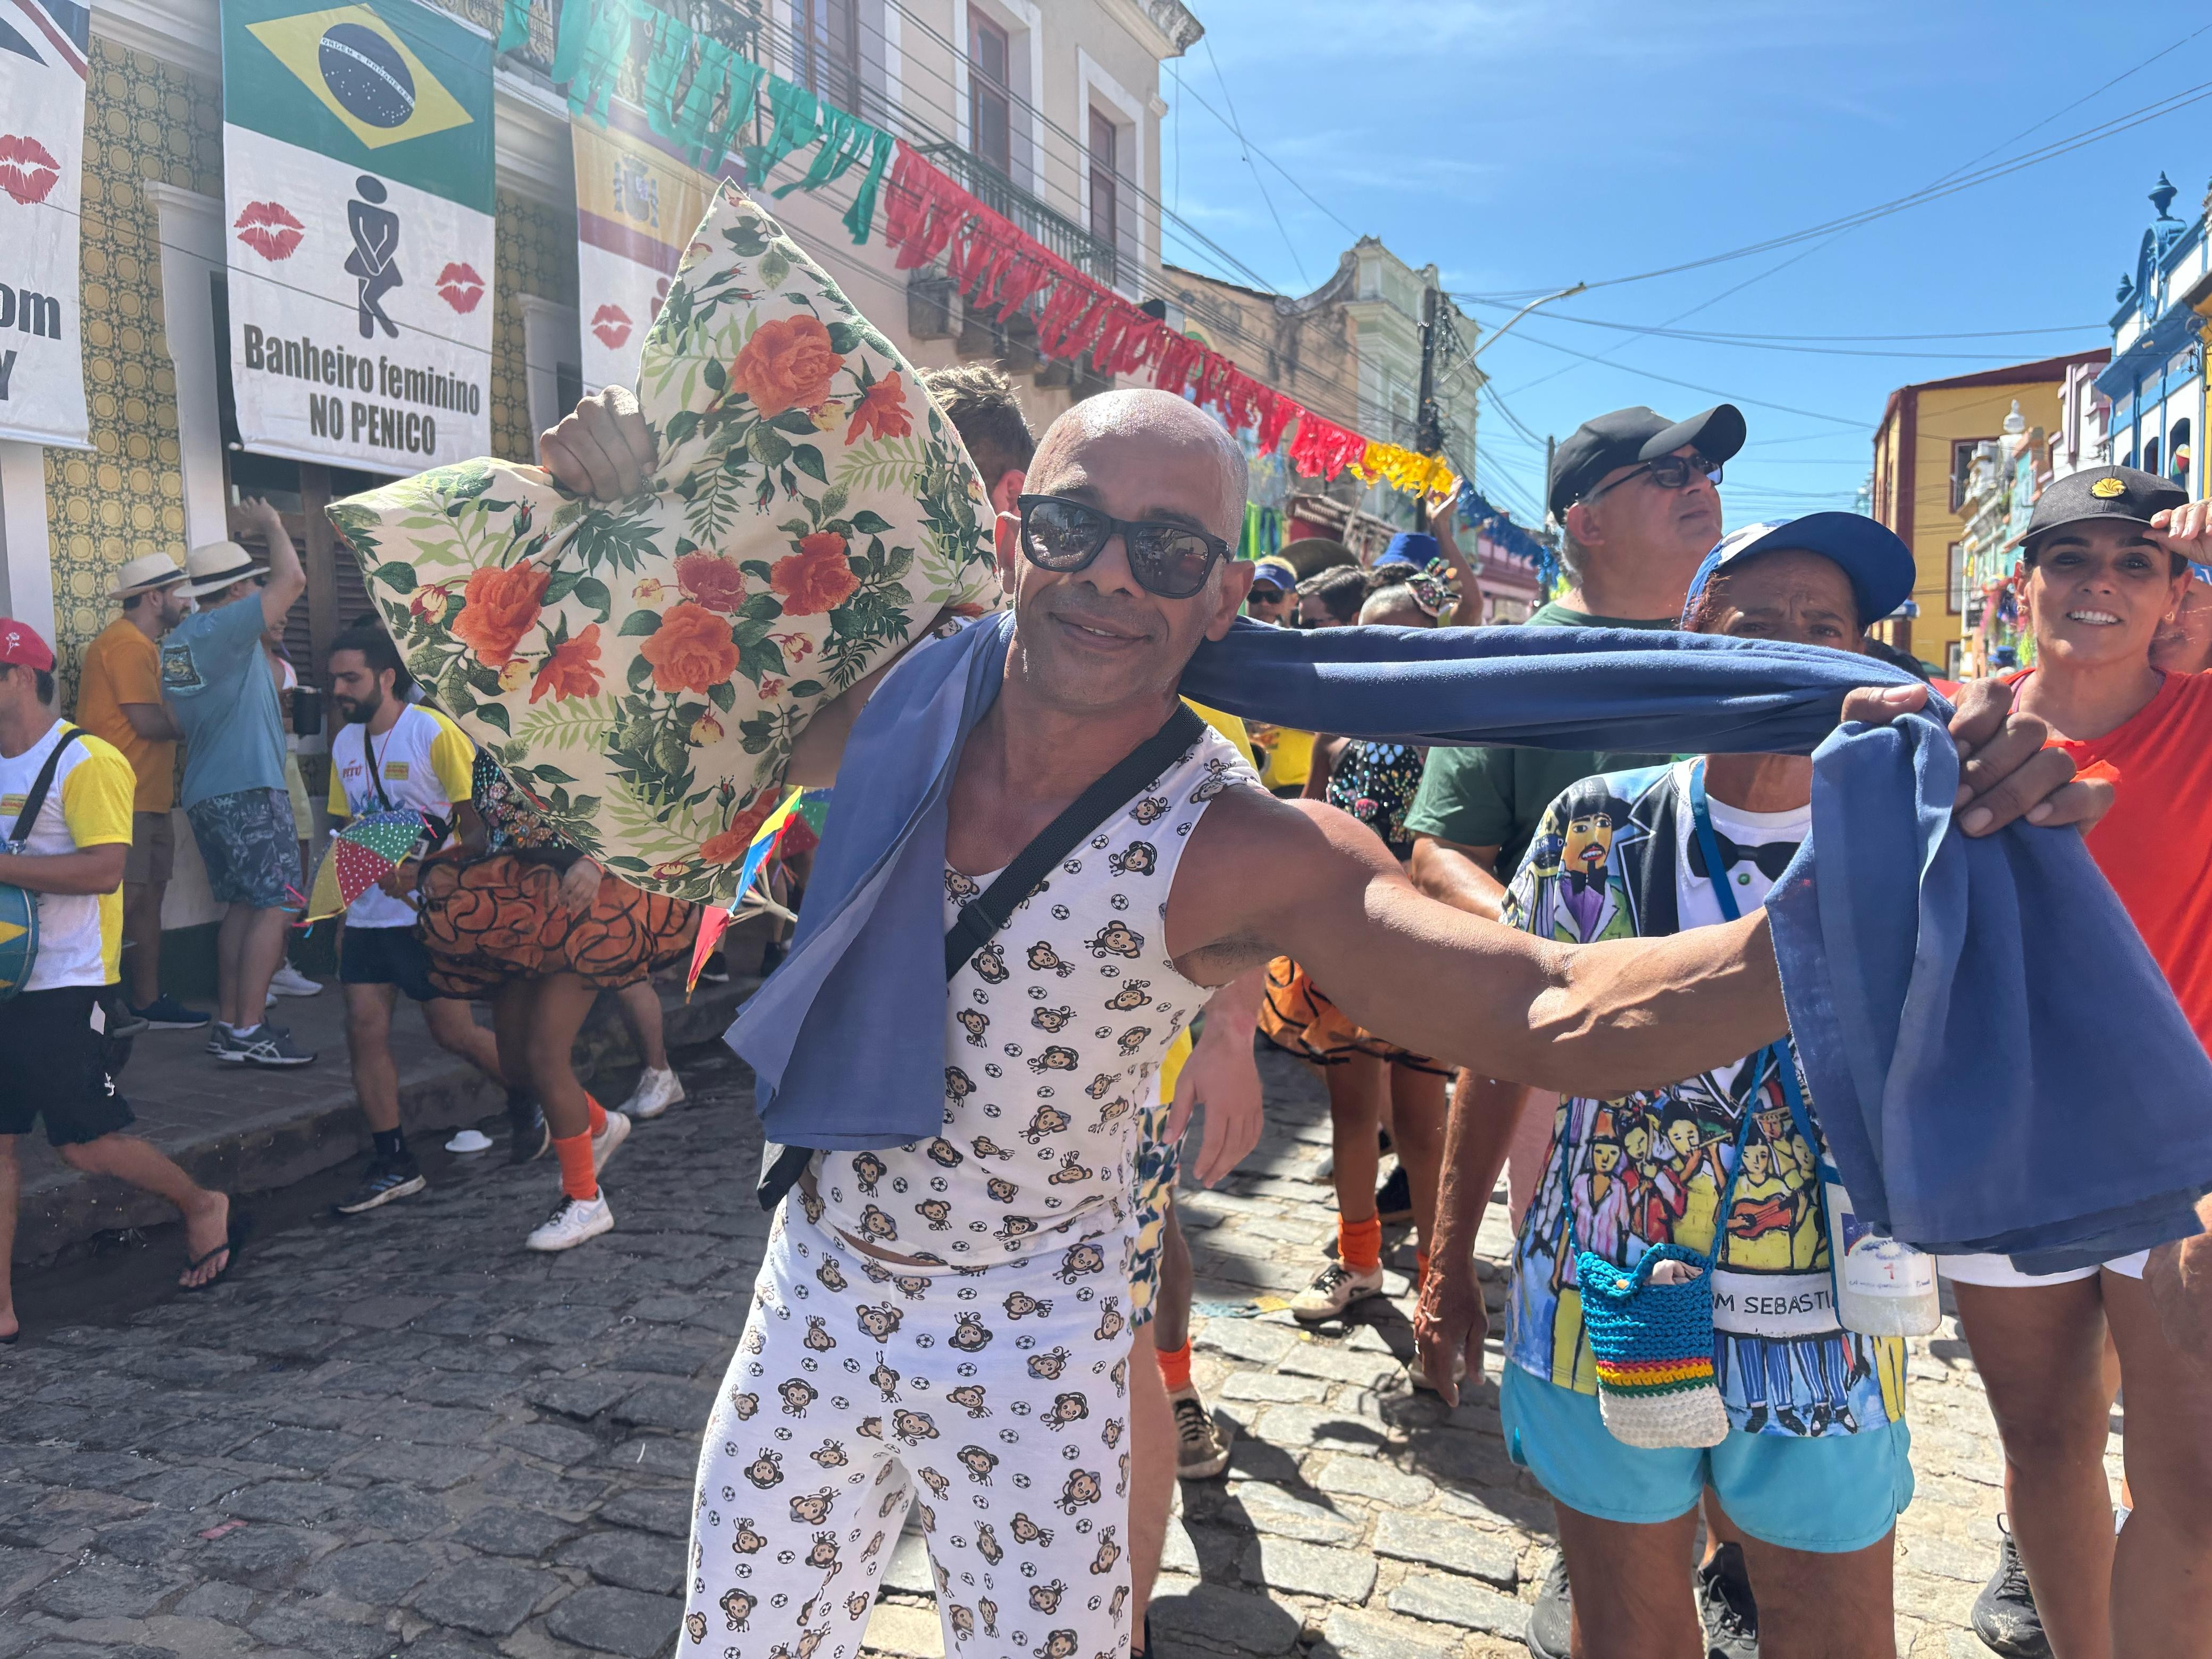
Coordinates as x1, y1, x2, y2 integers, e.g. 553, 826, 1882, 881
1167, 790, 1785, 1102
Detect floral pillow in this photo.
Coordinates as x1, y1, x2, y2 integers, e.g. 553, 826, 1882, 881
328, 184, 1000, 901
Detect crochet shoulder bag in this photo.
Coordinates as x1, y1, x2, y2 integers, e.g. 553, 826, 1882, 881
1566, 760, 1826, 1449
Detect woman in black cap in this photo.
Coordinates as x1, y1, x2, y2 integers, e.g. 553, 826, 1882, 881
1936, 466, 2212, 1659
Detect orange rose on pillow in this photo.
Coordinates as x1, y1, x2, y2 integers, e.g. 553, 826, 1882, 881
733, 315, 842, 417
771, 531, 860, 616
641, 601, 741, 694
847, 371, 912, 446
675, 551, 747, 613
453, 563, 549, 668
530, 624, 603, 703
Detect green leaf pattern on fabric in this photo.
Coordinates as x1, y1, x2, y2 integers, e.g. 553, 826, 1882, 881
326, 186, 999, 904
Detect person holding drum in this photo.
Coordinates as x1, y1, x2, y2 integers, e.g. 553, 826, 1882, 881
0, 622, 242, 1340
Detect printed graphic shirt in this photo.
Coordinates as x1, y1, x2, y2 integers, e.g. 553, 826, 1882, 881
1502, 761, 1907, 1437
1326, 741, 1426, 861
810, 730, 1258, 1273
326, 705, 475, 927
76, 618, 174, 812
162, 599, 287, 807
0, 723, 135, 991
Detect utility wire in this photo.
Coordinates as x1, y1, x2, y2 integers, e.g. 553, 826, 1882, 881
1201, 35, 1308, 287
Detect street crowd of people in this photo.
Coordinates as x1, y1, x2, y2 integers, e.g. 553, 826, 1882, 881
2, 337, 2209, 1659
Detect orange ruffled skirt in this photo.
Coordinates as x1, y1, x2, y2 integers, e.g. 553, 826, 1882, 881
1258, 956, 1449, 1075
417, 856, 698, 999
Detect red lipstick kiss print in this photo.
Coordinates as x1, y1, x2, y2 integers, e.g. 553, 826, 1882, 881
0, 136, 61, 207
234, 200, 304, 261
591, 304, 632, 349
435, 262, 484, 313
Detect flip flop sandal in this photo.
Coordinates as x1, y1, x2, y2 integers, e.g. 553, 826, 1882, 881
182, 1215, 249, 1292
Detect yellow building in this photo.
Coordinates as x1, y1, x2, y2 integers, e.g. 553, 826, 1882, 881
1869, 351, 2106, 677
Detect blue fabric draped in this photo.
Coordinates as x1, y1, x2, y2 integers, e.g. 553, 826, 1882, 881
728, 614, 2212, 1271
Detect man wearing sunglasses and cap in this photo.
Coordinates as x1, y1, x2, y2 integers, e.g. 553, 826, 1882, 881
162, 498, 316, 1068
540, 383, 2093, 1659
75, 550, 207, 1032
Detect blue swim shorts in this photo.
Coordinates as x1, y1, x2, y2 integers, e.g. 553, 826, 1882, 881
1499, 1362, 1913, 1555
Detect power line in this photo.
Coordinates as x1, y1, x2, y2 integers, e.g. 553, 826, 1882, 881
1460, 304, 2105, 361
1455, 57, 2212, 300
1492, 328, 1867, 426
1200, 35, 1308, 287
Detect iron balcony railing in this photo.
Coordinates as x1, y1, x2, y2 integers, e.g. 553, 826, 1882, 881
912, 141, 1122, 288
451, 0, 765, 86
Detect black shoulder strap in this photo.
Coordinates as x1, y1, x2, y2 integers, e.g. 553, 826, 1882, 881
944, 703, 1205, 982
9, 727, 83, 848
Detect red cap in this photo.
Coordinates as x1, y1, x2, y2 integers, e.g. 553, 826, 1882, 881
0, 620, 54, 673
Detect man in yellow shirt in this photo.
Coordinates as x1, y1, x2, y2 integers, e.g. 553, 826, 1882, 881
0, 622, 240, 1339
74, 552, 207, 1030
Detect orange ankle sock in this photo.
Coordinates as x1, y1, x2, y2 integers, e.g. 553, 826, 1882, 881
586, 1094, 607, 1135
1156, 1339, 1193, 1393
553, 1132, 598, 1201
1416, 1247, 1431, 1287
1338, 1213, 1383, 1275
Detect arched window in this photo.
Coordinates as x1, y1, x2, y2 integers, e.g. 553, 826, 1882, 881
2145, 435, 2163, 479
2171, 418, 2192, 491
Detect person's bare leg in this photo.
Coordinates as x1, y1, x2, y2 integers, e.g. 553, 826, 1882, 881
615, 978, 669, 1070
1387, 1063, 1448, 1261
492, 978, 534, 1090
343, 981, 401, 1133
1326, 1053, 1387, 1225
1950, 1278, 2117, 1659
2103, 1268, 2212, 1657
216, 901, 250, 1027
1554, 1501, 1704, 1659
1730, 1513, 1896, 1659
422, 996, 504, 1082
0, 1136, 18, 1338
528, 974, 602, 1139
1127, 1321, 1176, 1652
233, 907, 291, 1030
1154, 1202, 1194, 1355
123, 881, 163, 1007
56, 1134, 230, 1287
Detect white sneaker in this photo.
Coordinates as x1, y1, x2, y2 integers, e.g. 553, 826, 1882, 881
526, 1192, 613, 1252
621, 1067, 684, 1121
1168, 1385, 1234, 1479
591, 1108, 632, 1175
270, 963, 323, 997
1289, 1258, 1387, 1323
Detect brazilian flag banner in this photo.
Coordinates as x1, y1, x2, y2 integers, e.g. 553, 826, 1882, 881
220, 0, 496, 470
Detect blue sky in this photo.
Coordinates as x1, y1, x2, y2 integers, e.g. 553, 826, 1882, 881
1156, 1, 2212, 533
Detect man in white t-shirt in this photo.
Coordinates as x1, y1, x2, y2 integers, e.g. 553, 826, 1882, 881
320, 622, 504, 1218
0, 622, 239, 1339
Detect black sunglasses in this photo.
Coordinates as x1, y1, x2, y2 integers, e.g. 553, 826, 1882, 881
1016, 494, 1231, 600
1582, 454, 1723, 505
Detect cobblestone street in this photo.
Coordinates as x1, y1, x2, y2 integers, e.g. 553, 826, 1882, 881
0, 1042, 2116, 1659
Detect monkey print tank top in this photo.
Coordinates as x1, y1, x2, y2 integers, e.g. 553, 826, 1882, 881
812, 726, 1258, 1270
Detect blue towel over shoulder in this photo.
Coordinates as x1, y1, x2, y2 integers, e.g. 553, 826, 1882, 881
730, 614, 2212, 1272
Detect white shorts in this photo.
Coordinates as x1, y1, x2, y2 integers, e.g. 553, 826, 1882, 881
1937, 1250, 2149, 1288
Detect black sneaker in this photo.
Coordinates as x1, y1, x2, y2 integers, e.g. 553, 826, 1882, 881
1526, 1550, 1571, 1659
507, 1097, 550, 1165
1970, 1519, 2051, 1658
1695, 1540, 1759, 1658
217, 1022, 316, 1067
696, 951, 732, 985
333, 1158, 426, 1216
1375, 1163, 1413, 1224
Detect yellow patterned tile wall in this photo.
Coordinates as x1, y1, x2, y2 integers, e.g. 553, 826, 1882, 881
492, 190, 581, 463
44, 37, 223, 702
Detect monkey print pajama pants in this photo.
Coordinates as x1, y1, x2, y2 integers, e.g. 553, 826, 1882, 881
684, 1202, 1138, 1658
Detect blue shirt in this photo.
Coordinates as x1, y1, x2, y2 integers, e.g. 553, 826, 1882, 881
161, 599, 286, 808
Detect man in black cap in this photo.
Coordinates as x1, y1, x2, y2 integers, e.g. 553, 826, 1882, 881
1402, 401, 1759, 1657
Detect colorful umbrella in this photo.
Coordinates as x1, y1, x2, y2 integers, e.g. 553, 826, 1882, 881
304, 810, 430, 923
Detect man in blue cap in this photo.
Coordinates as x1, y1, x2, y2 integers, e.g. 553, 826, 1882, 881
1245, 555, 1297, 625
1419, 512, 1926, 1659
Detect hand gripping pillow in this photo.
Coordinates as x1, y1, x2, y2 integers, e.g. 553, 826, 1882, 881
328, 183, 999, 902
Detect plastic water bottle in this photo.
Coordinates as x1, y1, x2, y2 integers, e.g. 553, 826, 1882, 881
1824, 1170, 1940, 1336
